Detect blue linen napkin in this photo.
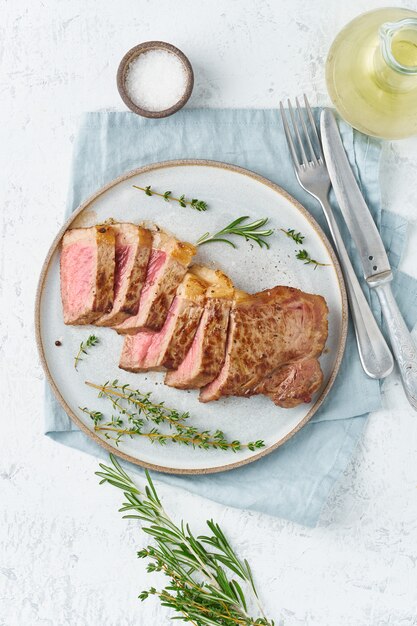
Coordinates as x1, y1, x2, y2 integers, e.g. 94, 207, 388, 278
45, 109, 417, 526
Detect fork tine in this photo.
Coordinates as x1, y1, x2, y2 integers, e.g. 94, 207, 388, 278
304, 94, 324, 161
279, 101, 300, 170
287, 99, 308, 166
295, 96, 318, 165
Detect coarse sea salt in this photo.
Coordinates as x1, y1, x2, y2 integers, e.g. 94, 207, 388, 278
125, 49, 188, 112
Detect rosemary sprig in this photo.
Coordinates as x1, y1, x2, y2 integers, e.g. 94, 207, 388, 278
82, 380, 265, 452
296, 249, 330, 269
133, 185, 208, 212
74, 334, 99, 370
196, 216, 273, 249
280, 228, 304, 245
96, 454, 275, 625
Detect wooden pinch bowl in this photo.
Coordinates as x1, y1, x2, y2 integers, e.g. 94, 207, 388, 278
117, 41, 194, 119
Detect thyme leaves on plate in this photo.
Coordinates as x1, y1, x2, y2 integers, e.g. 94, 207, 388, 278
74, 334, 99, 370
196, 216, 273, 249
280, 228, 305, 245
133, 185, 208, 212
280, 227, 329, 269
82, 380, 265, 452
96, 454, 276, 626
295, 249, 330, 269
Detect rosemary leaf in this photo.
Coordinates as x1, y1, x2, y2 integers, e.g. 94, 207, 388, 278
196, 216, 273, 249
96, 454, 276, 625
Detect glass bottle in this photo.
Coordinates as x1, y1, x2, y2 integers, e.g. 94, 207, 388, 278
326, 7, 417, 139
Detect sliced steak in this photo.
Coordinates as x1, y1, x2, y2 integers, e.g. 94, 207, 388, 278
96, 223, 152, 326
165, 268, 234, 390
60, 225, 115, 325
199, 286, 328, 405
115, 230, 196, 334
119, 270, 206, 373
255, 358, 323, 408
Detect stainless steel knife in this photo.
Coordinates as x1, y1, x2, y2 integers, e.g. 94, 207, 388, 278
321, 107, 417, 410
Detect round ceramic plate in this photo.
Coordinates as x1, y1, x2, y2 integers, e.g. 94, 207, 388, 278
36, 160, 347, 474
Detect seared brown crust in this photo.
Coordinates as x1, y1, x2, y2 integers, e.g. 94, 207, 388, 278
94, 226, 115, 315
199, 286, 328, 404
121, 227, 152, 314
116, 231, 196, 334
143, 234, 196, 330
255, 358, 323, 408
162, 304, 205, 370
163, 268, 232, 370
143, 258, 187, 330
118, 283, 206, 374
96, 225, 152, 326
165, 297, 232, 389
195, 299, 232, 385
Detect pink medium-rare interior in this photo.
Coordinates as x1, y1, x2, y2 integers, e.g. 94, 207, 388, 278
164, 319, 204, 387
143, 296, 182, 367
199, 342, 231, 402
95, 239, 137, 326
119, 297, 184, 371
115, 249, 167, 332
119, 331, 155, 371
138, 249, 167, 303
120, 297, 184, 371
61, 242, 95, 320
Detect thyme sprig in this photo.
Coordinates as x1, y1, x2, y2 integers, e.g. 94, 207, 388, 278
280, 228, 304, 245
82, 380, 265, 452
296, 249, 330, 269
133, 185, 208, 212
96, 454, 275, 625
196, 217, 273, 249
280, 227, 328, 269
74, 334, 99, 370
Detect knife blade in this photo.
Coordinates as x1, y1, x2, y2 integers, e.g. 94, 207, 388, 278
320, 108, 391, 283
320, 107, 417, 410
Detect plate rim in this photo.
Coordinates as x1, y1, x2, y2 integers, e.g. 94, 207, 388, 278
35, 159, 348, 475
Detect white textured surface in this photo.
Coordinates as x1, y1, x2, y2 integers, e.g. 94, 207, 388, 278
1, 1, 417, 624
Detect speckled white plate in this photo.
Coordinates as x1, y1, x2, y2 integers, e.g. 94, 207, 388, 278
35, 160, 347, 474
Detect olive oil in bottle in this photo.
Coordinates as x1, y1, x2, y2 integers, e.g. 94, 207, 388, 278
326, 7, 417, 139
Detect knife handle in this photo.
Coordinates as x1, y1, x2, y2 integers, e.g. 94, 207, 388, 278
319, 197, 394, 379
374, 282, 417, 411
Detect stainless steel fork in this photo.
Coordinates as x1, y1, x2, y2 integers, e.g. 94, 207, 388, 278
280, 95, 393, 379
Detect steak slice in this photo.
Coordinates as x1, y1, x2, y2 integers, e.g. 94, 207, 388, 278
96, 223, 152, 326
199, 286, 328, 405
165, 268, 234, 390
119, 270, 207, 373
255, 358, 323, 408
60, 225, 115, 325
115, 230, 196, 334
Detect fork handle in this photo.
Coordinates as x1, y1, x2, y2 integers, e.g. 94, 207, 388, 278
319, 196, 394, 379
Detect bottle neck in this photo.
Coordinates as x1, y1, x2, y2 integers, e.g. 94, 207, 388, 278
374, 18, 417, 93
